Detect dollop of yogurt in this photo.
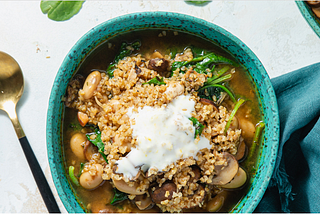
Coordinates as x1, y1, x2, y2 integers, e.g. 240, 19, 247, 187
116, 95, 211, 178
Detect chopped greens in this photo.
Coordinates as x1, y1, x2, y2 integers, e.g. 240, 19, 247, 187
40, 0, 84, 21
248, 122, 265, 159
110, 188, 128, 205
171, 51, 238, 75
224, 98, 246, 134
185, 0, 211, 5
143, 76, 166, 85
189, 117, 205, 138
86, 129, 108, 163
69, 166, 80, 186
78, 162, 85, 177
107, 41, 141, 77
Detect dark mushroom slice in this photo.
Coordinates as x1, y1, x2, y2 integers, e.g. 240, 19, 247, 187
147, 58, 170, 77
189, 165, 201, 183
134, 194, 155, 210
200, 98, 218, 112
211, 152, 239, 185
150, 182, 177, 204
84, 140, 98, 161
235, 139, 247, 162
206, 190, 228, 212
307, 0, 320, 7
220, 167, 247, 190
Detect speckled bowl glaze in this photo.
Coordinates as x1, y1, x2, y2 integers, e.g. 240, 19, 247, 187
47, 12, 279, 213
296, 1, 320, 38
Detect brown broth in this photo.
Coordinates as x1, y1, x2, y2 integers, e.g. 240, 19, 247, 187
62, 29, 263, 213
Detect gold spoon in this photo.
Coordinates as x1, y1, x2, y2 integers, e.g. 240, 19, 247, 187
0, 51, 60, 213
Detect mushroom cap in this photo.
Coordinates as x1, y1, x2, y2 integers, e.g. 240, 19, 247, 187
112, 178, 145, 195
134, 194, 154, 210
150, 182, 177, 204
211, 152, 239, 185
221, 167, 247, 189
235, 139, 247, 162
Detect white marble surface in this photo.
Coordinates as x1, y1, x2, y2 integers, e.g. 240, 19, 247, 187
0, 1, 320, 213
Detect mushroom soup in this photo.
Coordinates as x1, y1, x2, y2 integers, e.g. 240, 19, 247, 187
62, 30, 264, 213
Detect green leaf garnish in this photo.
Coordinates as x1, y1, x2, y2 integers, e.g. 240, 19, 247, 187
224, 98, 245, 134
106, 41, 141, 77
86, 129, 108, 163
143, 76, 166, 85
185, 0, 211, 5
40, 0, 84, 21
69, 166, 80, 186
110, 188, 128, 205
189, 117, 205, 139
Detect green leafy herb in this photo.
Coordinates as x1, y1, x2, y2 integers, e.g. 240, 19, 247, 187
185, 0, 211, 5
78, 162, 85, 177
110, 188, 128, 205
86, 129, 108, 163
69, 122, 82, 131
69, 166, 80, 186
40, 0, 84, 21
199, 83, 236, 103
248, 122, 265, 159
224, 98, 245, 134
107, 41, 141, 77
143, 76, 166, 85
189, 117, 205, 138
171, 51, 238, 74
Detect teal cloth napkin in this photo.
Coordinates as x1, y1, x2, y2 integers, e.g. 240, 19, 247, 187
255, 62, 320, 212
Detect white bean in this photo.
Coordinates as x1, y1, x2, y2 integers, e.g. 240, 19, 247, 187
82, 71, 101, 99
70, 133, 86, 160
239, 118, 256, 139
79, 164, 104, 190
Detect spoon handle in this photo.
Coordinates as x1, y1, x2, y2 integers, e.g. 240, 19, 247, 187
19, 136, 61, 213
7, 107, 60, 213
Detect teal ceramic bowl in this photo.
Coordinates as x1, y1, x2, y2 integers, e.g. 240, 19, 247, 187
47, 12, 279, 213
296, 1, 320, 38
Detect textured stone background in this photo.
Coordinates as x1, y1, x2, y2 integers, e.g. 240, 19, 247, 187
0, 1, 320, 212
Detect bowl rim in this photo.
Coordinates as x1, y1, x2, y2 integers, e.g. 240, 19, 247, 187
47, 11, 279, 213
296, 1, 320, 38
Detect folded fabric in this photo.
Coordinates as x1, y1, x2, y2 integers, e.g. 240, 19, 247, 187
255, 62, 320, 212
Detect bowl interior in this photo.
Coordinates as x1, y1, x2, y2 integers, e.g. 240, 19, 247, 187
47, 12, 279, 213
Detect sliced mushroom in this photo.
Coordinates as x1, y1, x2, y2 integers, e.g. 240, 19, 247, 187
148, 58, 169, 77
220, 167, 247, 189
206, 191, 228, 212
134, 194, 154, 210
150, 51, 164, 59
112, 178, 145, 195
150, 182, 177, 204
200, 98, 218, 112
235, 139, 247, 162
189, 165, 201, 183
211, 152, 239, 185
312, 6, 320, 18
307, 0, 320, 7
113, 164, 141, 181
239, 118, 256, 139
84, 140, 98, 161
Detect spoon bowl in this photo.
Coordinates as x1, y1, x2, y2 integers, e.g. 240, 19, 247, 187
0, 51, 60, 213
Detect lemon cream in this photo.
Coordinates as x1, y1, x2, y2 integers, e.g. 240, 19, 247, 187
116, 95, 211, 179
